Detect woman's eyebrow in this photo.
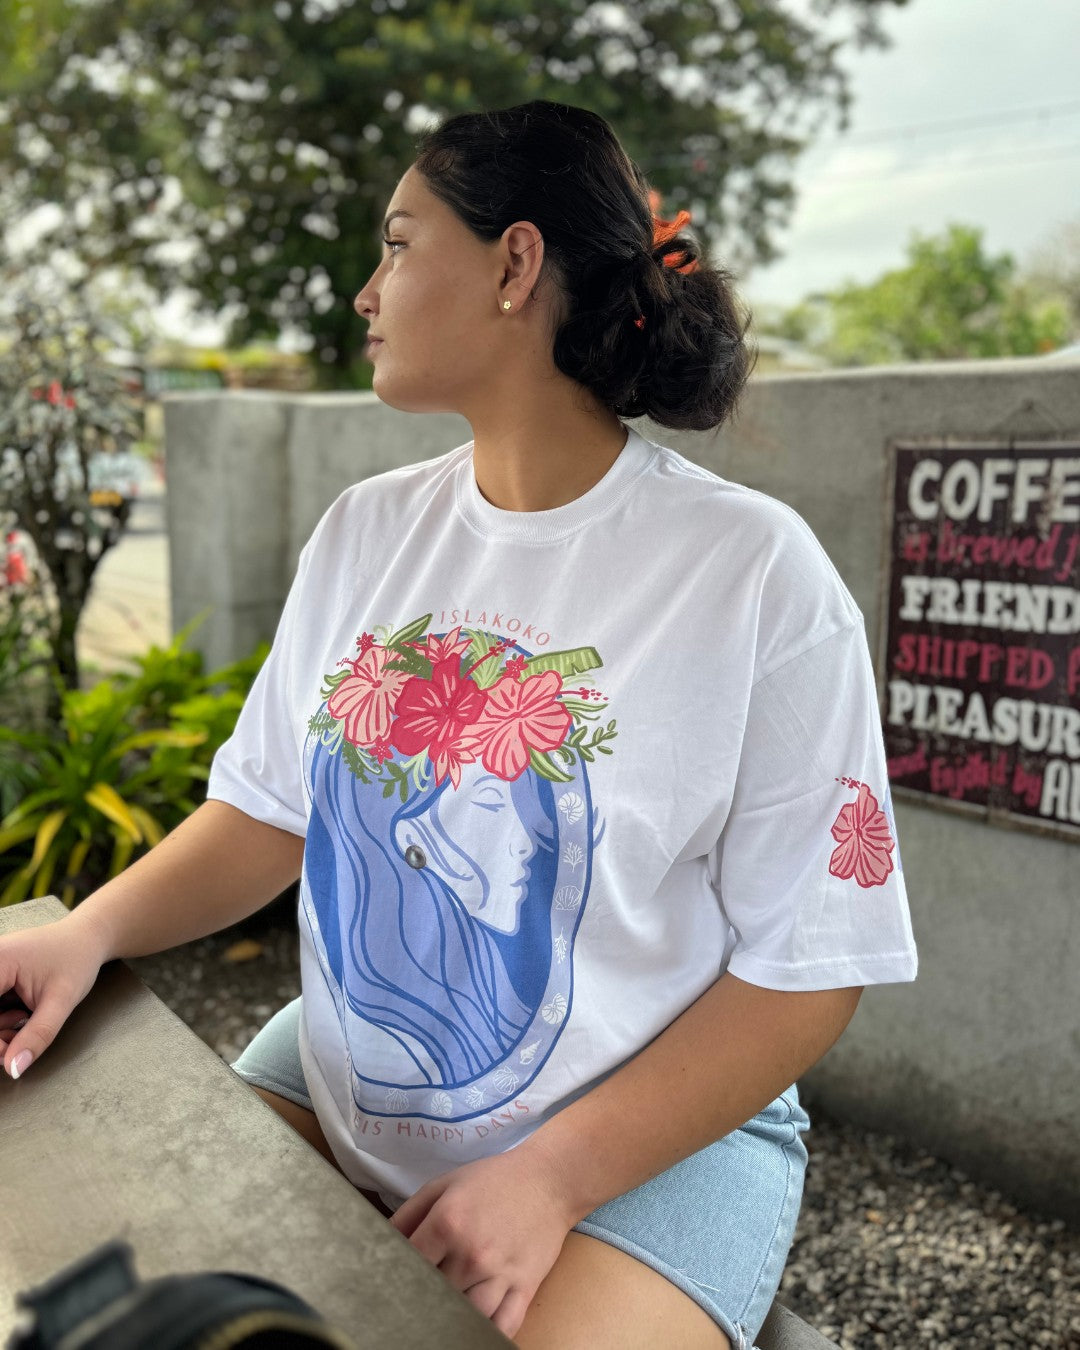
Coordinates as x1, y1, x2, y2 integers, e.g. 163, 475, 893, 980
382, 208, 416, 232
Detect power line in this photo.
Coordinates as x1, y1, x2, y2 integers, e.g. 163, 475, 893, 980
650, 136, 1080, 181
807, 140, 1080, 185
646, 99, 1080, 171
814, 97, 1080, 147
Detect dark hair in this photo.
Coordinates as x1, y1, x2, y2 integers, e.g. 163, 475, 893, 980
412, 100, 756, 433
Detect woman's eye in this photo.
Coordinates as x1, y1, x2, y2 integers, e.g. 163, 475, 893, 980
382, 238, 405, 254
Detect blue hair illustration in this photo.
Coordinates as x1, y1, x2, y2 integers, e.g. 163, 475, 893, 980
300, 714, 602, 1121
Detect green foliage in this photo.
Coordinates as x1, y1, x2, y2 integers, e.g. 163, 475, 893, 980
1015, 215, 1080, 342
0, 271, 146, 689
0, 619, 268, 908
0, 0, 908, 387
770, 224, 1072, 367
0, 585, 54, 735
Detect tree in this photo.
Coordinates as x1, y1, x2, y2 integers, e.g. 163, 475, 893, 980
0, 262, 143, 694
0, 0, 910, 388
1017, 215, 1080, 341
772, 224, 1071, 367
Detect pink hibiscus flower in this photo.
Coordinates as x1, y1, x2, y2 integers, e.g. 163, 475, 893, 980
327, 645, 412, 747
470, 670, 573, 782
422, 625, 473, 665
389, 655, 489, 788
828, 782, 896, 889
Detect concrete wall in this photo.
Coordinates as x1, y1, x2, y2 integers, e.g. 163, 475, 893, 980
164, 356, 1080, 1222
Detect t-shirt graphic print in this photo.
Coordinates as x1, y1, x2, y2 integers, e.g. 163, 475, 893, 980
301, 614, 613, 1124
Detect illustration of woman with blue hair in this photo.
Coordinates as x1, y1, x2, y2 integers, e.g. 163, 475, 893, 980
300, 616, 615, 1123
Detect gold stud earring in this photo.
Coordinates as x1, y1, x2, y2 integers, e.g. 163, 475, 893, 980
502, 300, 512, 311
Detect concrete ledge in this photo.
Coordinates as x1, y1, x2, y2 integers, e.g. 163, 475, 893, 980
0, 895, 509, 1348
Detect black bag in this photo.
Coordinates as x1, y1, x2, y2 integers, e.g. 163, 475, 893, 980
7, 1238, 360, 1350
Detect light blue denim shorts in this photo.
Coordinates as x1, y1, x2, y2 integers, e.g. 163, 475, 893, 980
232, 996, 810, 1350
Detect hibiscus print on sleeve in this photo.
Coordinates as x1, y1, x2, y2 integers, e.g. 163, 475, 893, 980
827, 776, 896, 889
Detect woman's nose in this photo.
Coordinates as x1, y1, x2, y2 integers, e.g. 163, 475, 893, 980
354, 290, 374, 319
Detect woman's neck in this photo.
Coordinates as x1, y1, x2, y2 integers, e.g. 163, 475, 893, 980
468, 408, 629, 513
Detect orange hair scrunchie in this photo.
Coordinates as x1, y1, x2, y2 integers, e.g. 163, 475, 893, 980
634, 190, 699, 329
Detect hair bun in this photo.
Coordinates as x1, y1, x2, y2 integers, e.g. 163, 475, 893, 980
414, 99, 754, 432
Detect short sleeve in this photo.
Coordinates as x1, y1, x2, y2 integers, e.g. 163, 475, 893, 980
205, 538, 316, 838
712, 617, 918, 991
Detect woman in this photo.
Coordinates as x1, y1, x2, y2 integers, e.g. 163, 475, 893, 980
1, 101, 917, 1349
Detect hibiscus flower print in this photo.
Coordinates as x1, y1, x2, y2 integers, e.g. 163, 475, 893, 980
422, 625, 472, 666
389, 654, 489, 788
312, 615, 615, 794
470, 670, 573, 782
327, 644, 412, 747
828, 780, 896, 889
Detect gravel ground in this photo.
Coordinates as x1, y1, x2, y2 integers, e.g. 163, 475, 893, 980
128, 899, 1079, 1350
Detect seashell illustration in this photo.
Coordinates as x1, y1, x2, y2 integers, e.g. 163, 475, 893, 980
385, 1088, 409, 1112
557, 791, 585, 824
554, 885, 581, 910
465, 1086, 485, 1109
492, 1067, 519, 1093
563, 843, 584, 869
429, 1091, 454, 1117
518, 1039, 541, 1065
541, 992, 567, 1025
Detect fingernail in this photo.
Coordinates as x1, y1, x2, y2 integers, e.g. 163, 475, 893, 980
11, 1050, 32, 1079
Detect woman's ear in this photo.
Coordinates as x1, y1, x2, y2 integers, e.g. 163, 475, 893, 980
499, 221, 545, 307
394, 818, 432, 868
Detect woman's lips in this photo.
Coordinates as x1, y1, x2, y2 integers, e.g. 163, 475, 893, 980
365, 338, 383, 353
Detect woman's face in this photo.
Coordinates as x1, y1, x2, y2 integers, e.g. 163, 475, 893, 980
393, 760, 540, 935
353, 164, 535, 415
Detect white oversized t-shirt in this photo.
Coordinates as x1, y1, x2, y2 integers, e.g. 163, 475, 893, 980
208, 423, 917, 1206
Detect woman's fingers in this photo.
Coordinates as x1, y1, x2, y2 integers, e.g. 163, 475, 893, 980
0, 1011, 29, 1043
491, 1288, 531, 1340
389, 1181, 441, 1239
463, 1278, 509, 1322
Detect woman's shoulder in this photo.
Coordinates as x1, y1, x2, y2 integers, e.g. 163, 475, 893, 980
642, 437, 864, 668
647, 441, 853, 581
303, 441, 472, 548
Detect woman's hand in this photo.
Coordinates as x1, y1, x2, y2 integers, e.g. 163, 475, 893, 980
388, 1136, 579, 1340
0, 916, 109, 1078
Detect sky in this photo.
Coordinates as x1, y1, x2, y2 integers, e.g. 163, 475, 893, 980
41, 0, 1077, 345
739, 0, 1080, 312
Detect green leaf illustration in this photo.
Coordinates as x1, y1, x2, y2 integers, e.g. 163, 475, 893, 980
384, 646, 432, 679
342, 741, 372, 783
460, 628, 504, 688
528, 747, 575, 783
319, 668, 352, 697
386, 613, 432, 649
523, 647, 603, 679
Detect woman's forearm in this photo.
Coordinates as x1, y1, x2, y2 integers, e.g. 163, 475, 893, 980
65, 799, 305, 964
521, 971, 863, 1224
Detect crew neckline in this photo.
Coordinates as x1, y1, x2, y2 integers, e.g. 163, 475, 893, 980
454, 423, 655, 543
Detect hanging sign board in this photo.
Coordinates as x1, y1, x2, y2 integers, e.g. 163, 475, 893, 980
880, 440, 1080, 841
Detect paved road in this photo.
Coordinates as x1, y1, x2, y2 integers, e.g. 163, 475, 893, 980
77, 482, 171, 676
